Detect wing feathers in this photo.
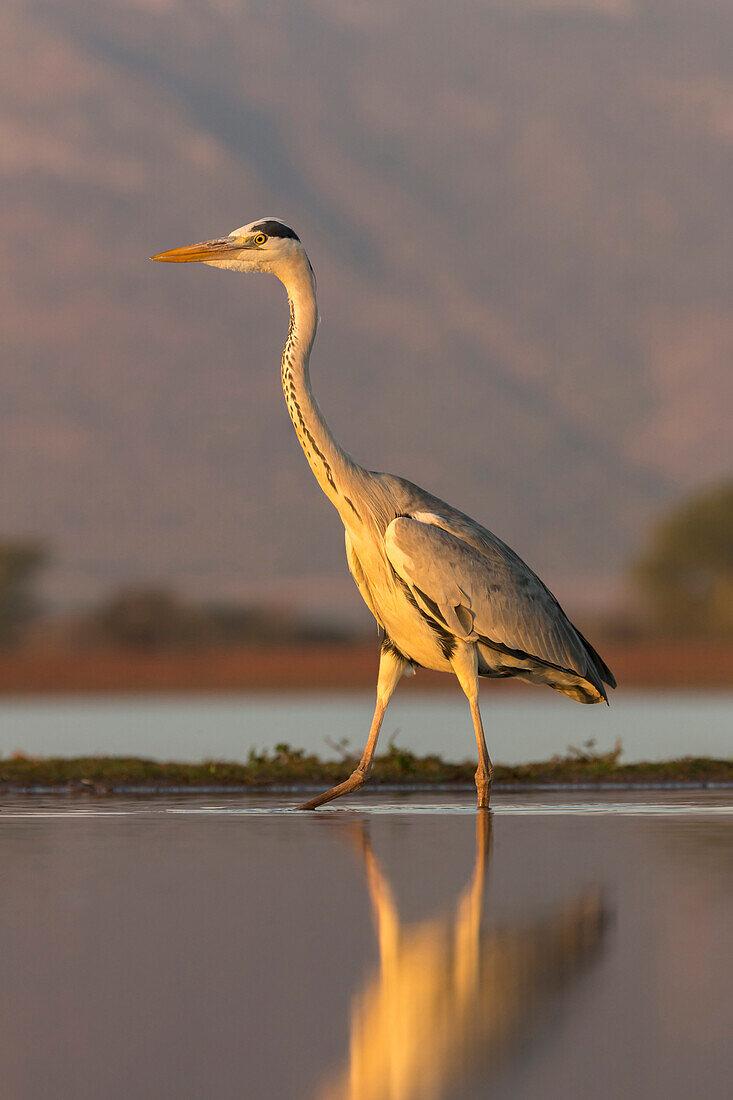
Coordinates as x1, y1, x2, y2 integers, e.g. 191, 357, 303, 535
385, 515, 612, 697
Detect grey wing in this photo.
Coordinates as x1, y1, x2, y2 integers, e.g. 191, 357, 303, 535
385, 515, 614, 702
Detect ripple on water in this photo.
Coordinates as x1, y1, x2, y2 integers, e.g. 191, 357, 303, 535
1, 795, 731, 817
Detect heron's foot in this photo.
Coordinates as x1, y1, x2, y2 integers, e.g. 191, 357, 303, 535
296, 767, 368, 811
475, 766, 492, 810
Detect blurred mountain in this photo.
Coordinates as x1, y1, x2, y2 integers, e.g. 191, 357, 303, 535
1, 0, 731, 618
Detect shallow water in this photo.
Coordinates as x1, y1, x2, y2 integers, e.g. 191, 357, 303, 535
2, 791, 731, 1099
1, 690, 731, 763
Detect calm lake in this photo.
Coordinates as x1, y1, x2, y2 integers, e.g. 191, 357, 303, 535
1, 791, 731, 1099
0, 690, 730, 763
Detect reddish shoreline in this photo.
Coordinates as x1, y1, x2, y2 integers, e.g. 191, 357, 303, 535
0, 641, 730, 695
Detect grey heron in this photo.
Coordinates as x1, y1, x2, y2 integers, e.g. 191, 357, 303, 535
152, 218, 616, 810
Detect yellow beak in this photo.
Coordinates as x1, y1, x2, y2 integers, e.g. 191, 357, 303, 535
150, 237, 245, 263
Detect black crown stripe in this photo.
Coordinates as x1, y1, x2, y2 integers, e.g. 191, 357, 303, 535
252, 220, 300, 241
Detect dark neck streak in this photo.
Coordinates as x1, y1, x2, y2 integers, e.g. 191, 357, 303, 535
279, 259, 360, 519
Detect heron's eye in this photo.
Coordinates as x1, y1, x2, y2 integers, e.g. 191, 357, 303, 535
254, 233, 267, 246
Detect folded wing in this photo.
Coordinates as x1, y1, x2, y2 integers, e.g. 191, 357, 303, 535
385, 514, 615, 703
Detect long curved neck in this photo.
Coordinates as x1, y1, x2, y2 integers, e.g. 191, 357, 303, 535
277, 256, 359, 513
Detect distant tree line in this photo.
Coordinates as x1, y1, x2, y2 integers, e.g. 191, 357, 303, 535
0, 541, 47, 647
1, 479, 731, 649
0, 544, 351, 651
632, 480, 733, 638
83, 587, 351, 651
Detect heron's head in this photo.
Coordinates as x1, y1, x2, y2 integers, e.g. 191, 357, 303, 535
151, 218, 311, 279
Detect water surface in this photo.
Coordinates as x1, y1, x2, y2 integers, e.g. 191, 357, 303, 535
1, 791, 731, 1099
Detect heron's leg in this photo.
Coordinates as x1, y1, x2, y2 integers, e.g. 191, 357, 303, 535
297, 646, 407, 811
451, 642, 493, 809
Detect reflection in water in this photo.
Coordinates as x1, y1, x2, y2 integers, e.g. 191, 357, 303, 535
319, 815, 606, 1100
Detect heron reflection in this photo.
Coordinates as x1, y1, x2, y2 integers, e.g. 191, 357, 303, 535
318, 816, 605, 1100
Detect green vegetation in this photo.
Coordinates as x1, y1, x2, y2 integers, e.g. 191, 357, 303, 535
86, 586, 350, 650
633, 480, 733, 637
1, 740, 730, 791
0, 540, 47, 647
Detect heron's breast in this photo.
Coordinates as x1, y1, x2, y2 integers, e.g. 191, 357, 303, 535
346, 524, 452, 671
